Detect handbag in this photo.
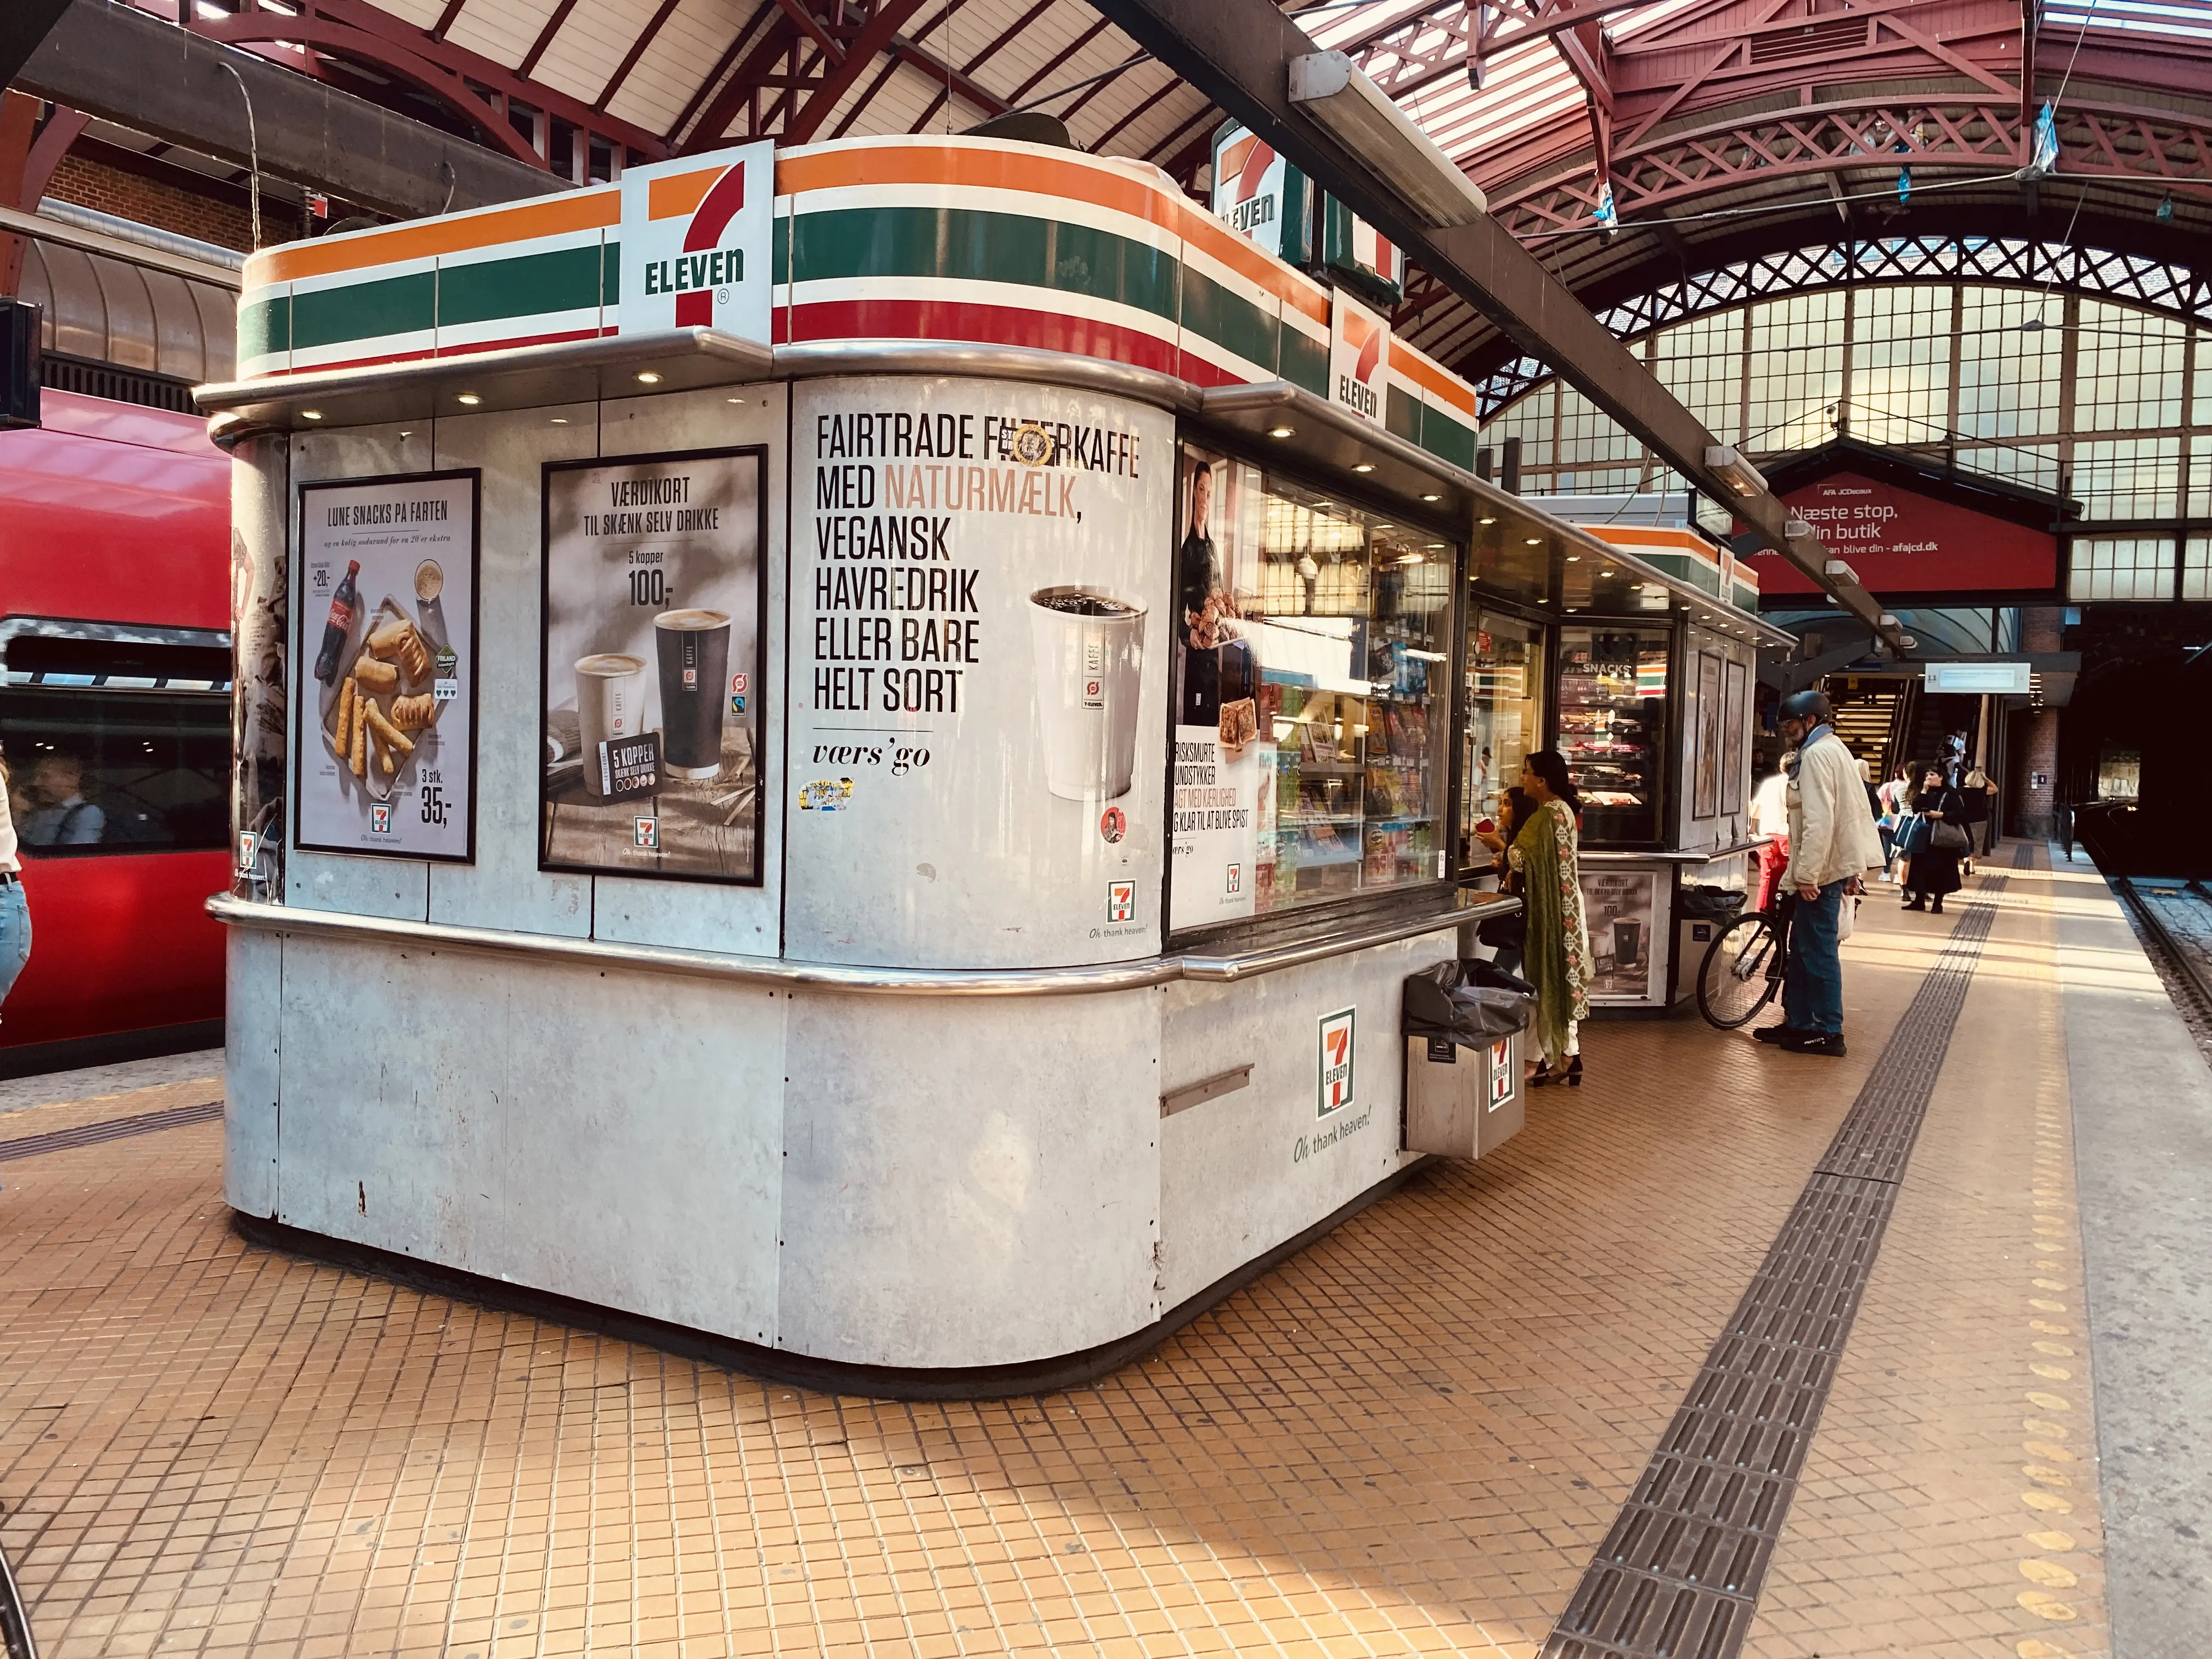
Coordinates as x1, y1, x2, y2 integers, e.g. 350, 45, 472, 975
1929, 819, 1970, 853
1837, 893, 1858, 942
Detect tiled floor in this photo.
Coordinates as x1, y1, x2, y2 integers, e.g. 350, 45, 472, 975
0, 854, 2110, 1657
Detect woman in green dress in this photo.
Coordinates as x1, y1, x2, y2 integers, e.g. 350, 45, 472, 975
1477, 749, 1592, 1086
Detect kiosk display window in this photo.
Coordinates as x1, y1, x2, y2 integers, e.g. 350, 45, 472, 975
1558, 623, 1670, 846
1462, 610, 1544, 862
1170, 448, 1454, 930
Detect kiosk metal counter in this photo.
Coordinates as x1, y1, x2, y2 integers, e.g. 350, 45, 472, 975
202, 134, 1781, 1395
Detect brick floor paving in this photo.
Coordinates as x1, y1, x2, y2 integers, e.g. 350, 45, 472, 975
0, 859, 2106, 1658
1745, 851, 2111, 1659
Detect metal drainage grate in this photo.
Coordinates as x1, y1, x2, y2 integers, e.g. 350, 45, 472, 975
1542, 849, 2022, 1659
0, 1099, 222, 1165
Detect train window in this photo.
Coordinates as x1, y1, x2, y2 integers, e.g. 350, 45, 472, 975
0, 689, 229, 856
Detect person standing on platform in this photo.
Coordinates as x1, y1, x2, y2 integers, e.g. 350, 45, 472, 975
1747, 755, 1791, 913
1761, 690, 1884, 1057
1877, 762, 1914, 882
1901, 764, 1967, 913
1476, 752, 1589, 1087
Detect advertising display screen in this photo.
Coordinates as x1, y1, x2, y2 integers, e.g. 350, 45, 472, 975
295, 471, 479, 861
539, 448, 766, 883
783, 376, 1173, 968
1746, 470, 2058, 595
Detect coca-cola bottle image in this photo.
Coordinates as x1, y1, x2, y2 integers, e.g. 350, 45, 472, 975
313, 559, 360, 685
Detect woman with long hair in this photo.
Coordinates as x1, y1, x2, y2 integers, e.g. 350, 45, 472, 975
1900, 762, 1966, 913
1477, 749, 1591, 1085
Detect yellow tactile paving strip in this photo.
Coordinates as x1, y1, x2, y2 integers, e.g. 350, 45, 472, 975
1746, 850, 2111, 1659
0, 865, 2096, 1659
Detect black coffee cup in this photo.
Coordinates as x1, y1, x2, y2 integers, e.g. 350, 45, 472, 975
654, 608, 731, 778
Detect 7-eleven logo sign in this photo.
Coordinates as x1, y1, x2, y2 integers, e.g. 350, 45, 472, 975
1329, 291, 1390, 428
1317, 1008, 1356, 1118
619, 142, 774, 344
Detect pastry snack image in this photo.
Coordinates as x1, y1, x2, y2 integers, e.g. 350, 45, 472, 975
295, 472, 479, 860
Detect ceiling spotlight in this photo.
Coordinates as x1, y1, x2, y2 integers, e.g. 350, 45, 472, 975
1420, 492, 1441, 501
1703, 445, 1767, 498
300, 409, 323, 421
636, 371, 663, 385
1269, 426, 1294, 438
550, 417, 569, 425
1288, 51, 1491, 227
1566, 555, 1580, 562
1525, 537, 1542, 545
456, 393, 482, 406
1477, 516, 1496, 525
727, 397, 743, 404
1353, 462, 1375, 473
1600, 569, 1613, 576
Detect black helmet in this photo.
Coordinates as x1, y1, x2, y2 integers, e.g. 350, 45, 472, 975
1778, 689, 1833, 726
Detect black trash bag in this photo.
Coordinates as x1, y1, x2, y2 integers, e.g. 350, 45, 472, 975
1403, 959, 1534, 1050
1677, 883, 1747, 921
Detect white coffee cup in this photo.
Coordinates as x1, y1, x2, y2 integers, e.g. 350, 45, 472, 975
575, 652, 648, 797
1029, 586, 1146, 801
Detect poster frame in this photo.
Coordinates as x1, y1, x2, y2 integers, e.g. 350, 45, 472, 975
1692, 648, 1723, 821
536, 443, 771, 888
291, 467, 483, 865
1721, 656, 1748, 814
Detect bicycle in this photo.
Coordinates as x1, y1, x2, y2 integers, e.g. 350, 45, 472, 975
1696, 895, 1792, 1029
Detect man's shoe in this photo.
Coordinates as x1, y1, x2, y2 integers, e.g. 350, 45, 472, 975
1784, 1031, 1847, 1057
1753, 1024, 1804, 1045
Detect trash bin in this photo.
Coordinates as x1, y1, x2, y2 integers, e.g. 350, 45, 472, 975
1674, 882, 1747, 1006
1402, 960, 1534, 1158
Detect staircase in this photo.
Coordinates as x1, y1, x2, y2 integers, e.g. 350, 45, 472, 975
1825, 678, 1916, 780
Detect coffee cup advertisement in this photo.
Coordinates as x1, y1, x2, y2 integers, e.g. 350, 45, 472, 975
786, 377, 1172, 969
540, 447, 766, 882
1581, 866, 1657, 999
295, 471, 479, 861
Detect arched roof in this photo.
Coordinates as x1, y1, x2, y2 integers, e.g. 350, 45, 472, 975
145, 0, 2212, 386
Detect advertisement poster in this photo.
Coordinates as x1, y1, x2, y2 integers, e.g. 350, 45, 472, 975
1171, 447, 1274, 931
540, 448, 765, 883
784, 377, 1173, 968
1722, 658, 1747, 814
1583, 867, 1657, 1000
295, 471, 478, 860
1744, 469, 2058, 595
1694, 650, 1722, 820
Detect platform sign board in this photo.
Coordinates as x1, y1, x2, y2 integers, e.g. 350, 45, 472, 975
1743, 470, 2058, 595
539, 447, 767, 883
294, 471, 479, 861
1925, 661, 2033, 695
784, 375, 1173, 968
618, 141, 775, 345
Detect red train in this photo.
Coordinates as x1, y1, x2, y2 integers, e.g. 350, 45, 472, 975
0, 388, 232, 1075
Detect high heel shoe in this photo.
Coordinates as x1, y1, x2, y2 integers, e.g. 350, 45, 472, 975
1528, 1060, 1555, 1087
1564, 1054, 1583, 1087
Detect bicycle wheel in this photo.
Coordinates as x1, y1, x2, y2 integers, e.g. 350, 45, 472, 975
1698, 911, 1785, 1029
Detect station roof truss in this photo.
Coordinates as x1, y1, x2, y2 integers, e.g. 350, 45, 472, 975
101, 0, 2212, 384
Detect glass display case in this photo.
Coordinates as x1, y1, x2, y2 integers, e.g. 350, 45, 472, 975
1556, 623, 1671, 847
1169, 450, 1455, 931
1459, 608, 1544, 868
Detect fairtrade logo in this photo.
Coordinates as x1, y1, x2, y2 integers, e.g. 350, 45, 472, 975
1010, 423, 1056, 467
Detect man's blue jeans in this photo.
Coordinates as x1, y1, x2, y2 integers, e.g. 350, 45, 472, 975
1782, 878, 1847, 1035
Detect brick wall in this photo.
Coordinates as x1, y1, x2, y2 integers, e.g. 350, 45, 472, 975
2009, 707, 2058, 840
44, 155, 255, 253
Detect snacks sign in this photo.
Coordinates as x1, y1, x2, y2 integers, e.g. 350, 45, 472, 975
540, 447, 767, 884
785, 377, 1172, 969
295, 472, 479, 861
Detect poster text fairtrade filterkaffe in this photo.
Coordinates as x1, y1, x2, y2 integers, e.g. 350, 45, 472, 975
806, 407, 1141, 751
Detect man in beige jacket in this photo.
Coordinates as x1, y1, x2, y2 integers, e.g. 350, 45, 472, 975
1758, 689, 1887, 1056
